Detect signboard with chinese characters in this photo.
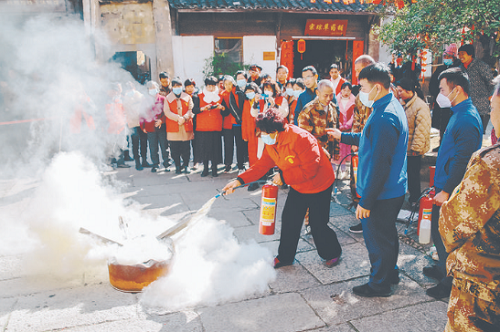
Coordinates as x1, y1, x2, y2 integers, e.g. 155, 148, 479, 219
304, 19, 348, 37
263, 51, 275, 61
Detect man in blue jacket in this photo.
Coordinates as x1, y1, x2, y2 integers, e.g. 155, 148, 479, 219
328, 63, 408, 297
424, 67, 483, 299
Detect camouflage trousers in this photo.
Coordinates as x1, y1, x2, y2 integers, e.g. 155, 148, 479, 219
445, 278, 500, 332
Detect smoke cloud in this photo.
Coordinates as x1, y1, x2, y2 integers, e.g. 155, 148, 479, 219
141, 217, 276, 311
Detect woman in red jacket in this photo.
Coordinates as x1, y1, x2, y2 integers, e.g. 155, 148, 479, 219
194, 76, 224, 177
223, 108, 342, 269
140, 81, 169, 173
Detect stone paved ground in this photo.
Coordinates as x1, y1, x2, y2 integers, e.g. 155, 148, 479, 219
0, 160, 450, 332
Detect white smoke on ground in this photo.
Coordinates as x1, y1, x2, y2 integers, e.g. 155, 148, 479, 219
9, 152, 176, 279
141, 217, 276, 311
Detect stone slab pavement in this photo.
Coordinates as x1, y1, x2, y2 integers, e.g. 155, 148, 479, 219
0, 163, 449, 332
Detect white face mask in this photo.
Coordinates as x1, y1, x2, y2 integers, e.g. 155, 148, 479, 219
359, 85, 378, 108
149, 89, 158, 96
436, 88, 456, 108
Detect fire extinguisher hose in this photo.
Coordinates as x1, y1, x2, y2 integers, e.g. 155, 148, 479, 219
215, 178, 272, 198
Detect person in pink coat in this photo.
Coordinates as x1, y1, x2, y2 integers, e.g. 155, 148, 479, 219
335, 82, 355, 174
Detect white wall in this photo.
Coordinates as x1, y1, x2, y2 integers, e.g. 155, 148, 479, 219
243, 36, 277, 78
172, 35, 214, 88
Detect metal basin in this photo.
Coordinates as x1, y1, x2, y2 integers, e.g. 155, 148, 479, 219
108, 259, 170, 293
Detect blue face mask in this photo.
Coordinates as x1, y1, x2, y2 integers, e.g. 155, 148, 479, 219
443, 59, 453, 66
246, 92, 255, 100
261, 133, 276, 145
293, 90, 302, 98
286, 88, 294, 96
172, 87, 182, 95
237, 79, 247, 89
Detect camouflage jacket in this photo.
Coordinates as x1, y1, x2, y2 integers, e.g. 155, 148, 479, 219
352, 94, 372, 133
439, 143, 500, 295
297, 97, 339, 160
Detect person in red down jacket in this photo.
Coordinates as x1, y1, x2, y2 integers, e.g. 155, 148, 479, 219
140, 81, 169, 173
193, 76, 224, 177
223, 108, 342, 269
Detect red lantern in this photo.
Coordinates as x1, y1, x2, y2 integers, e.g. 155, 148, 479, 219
297, 39, 306, 53
297, 39, 306, 60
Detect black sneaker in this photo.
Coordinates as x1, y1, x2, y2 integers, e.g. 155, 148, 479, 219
151, 166, 158, 173
353, 283, 392, 297
117, 163, 131, 168
224, 165, 231, 173
426, 283, 451, 299
201, 169, 209, 177
423, 265, 444, 281
273, 257, 293, 269
349, 223, 363, 233
135, 164, 143, 171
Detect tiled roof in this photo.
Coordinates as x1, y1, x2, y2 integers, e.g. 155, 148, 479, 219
169, 0, 372, 13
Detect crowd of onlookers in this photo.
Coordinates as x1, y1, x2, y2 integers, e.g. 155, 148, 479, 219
63, 43, 498, 199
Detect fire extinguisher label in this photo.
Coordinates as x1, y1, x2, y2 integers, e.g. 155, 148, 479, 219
422, 208, 432, 220
260, 197, 276, 225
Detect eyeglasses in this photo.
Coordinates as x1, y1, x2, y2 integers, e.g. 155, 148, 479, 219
303, 75, 315, 80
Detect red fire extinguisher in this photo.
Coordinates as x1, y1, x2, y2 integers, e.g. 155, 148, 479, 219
259, 184, 278, 235
418, 188, 435, 244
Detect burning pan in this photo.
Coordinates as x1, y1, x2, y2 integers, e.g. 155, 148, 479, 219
108, 259, 170, 293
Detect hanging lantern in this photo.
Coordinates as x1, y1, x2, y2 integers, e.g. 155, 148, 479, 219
297, 39, 306, 60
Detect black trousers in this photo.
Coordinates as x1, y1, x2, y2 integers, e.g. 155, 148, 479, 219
130, 126, 148, 165
170, 140, 191, 170
222, 125, 247, 169
147, 124, 169, 168
361, 195, 404, 291
407, 155, 422, 203
278, 185, 342, 264
430, 188, 453, 287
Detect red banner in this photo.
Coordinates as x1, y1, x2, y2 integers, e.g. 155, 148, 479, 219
352, 40, 364, 84
304, 19, 348, 37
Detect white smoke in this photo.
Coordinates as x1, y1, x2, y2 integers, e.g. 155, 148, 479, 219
14, 152, 176, 278
0, 12, 152, 176
141, 217, 276, 311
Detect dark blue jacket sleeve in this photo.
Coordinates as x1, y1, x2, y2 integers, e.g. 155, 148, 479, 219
341, 132, 361, 146
443, 123, 481, 194
294, 96, 304, 125
359, 116, 400, 210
